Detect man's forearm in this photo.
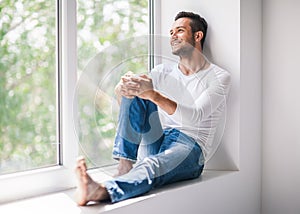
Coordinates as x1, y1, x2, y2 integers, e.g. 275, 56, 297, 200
148, 91, 177, 115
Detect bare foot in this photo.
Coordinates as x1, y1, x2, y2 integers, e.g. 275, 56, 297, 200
115, 158, 133, 177
75, 157, 109, 206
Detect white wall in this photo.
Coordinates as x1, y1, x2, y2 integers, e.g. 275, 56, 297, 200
262, 0, 300, 213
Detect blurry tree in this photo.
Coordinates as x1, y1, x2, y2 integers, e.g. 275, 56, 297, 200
0, 0, 57, 174
77, 0, 149, 168
0, 0, 149, 174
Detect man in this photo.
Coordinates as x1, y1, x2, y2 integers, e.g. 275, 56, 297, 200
75, 11, 231, 205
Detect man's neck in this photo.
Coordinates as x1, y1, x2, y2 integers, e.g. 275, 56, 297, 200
178, 51, 209, 76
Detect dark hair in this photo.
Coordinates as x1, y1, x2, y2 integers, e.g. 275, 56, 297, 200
175, 11, 208, 49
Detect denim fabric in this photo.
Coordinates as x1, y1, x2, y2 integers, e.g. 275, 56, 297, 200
105, 97, 204, 203
112, 97, 163, 162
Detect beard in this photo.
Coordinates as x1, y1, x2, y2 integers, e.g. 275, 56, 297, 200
171, 37, 196, 56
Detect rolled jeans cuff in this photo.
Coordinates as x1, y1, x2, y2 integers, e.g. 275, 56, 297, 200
112, 134, 139, 162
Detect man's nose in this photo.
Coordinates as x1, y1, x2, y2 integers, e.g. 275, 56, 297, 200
171, 32, 178, 40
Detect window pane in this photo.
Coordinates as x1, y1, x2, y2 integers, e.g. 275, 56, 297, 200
0, 0, 58, 174
77, 0, 149, 168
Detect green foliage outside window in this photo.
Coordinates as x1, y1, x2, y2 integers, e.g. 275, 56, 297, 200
77, 0, 149, 168
0, 0, 57, 174
0, 0, 149, 174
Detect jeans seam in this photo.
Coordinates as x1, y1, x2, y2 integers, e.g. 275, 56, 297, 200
112, 154, 137, 162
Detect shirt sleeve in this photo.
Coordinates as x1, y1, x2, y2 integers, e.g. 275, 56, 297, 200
170, 70, 231, 125
149, 64, 163, 90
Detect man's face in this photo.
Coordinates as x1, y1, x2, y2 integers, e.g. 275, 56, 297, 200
169, 17, 195, 56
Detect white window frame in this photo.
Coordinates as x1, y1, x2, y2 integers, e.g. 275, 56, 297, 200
0, 0, 77, 203
0, 0, 160, 204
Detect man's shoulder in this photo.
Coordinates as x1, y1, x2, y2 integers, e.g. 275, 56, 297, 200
210, 63, 229, 74
207, 64, 231, 88
151, 63, 177, 74
209, 64, 231, 81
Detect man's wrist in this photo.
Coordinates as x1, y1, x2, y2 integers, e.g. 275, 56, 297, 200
148, 90, 159, 103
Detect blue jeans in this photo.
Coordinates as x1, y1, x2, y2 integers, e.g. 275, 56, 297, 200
104, 97, 204, 203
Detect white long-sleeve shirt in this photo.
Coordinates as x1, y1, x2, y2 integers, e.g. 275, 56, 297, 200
151, 63, 231, 161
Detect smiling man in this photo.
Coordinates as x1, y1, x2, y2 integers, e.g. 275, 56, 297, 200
75, 11, 231, 205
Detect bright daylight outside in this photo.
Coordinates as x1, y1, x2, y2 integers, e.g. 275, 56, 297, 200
0, 0, 57, 174
76, 0, 149, 168
0, 0, 149, 174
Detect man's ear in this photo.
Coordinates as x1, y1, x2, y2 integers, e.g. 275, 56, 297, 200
194, 31, 203, 43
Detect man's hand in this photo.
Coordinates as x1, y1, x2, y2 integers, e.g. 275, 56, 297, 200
130, 74, 155, 100
131, 74, 177, 114
115, 72, 155, 102
114, 71, 136, 104
115, 72, 177, 115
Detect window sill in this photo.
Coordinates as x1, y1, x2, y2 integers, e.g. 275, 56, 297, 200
0, 169, 235, 213
0, 165, 76, 204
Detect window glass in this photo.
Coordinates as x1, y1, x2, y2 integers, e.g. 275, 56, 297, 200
0, 0, 58, 174
77, 0, 149, 168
